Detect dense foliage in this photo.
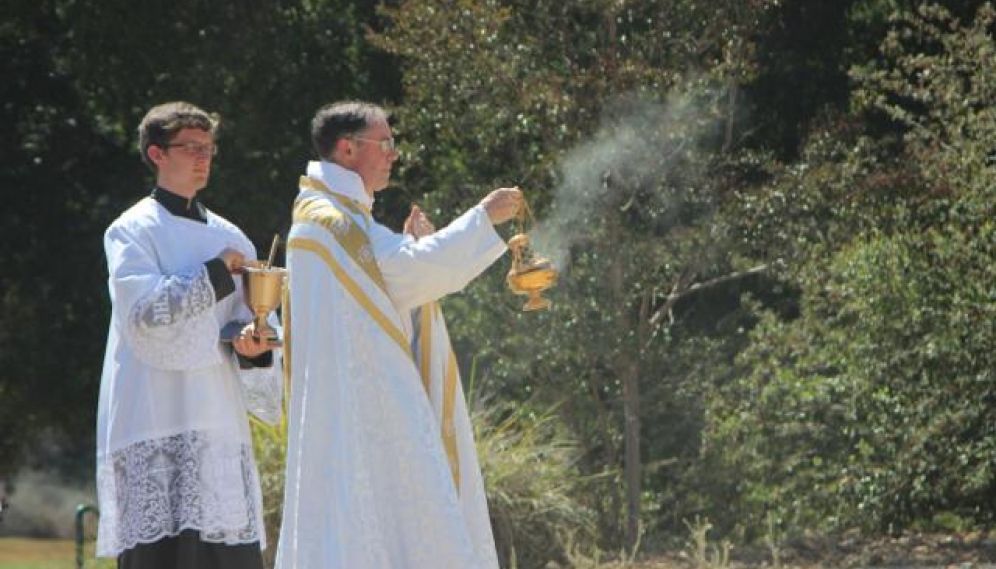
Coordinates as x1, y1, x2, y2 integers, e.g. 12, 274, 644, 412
704, 2, 996, 535
1, 0, 399, 477
3, 0, 995, 563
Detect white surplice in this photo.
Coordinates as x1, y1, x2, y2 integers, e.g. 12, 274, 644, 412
276, 161, 505, 569
96, 197, 282, 557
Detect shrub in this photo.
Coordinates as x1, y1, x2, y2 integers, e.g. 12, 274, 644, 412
475, 400, 600, 568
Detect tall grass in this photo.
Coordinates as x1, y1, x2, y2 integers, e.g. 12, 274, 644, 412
475, 401, 599, 568
250, 416, 287, 569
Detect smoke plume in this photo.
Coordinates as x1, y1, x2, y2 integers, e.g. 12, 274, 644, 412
531, 90, 717, 270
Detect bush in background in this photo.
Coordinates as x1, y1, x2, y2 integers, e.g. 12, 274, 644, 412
476, 401, 599, 568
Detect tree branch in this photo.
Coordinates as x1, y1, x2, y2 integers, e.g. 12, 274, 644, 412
648, 264, 768, 329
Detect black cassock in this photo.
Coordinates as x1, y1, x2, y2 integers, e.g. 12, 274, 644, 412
117, 529, 263, 569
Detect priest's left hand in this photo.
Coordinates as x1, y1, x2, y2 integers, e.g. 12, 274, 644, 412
232, 323, 273, 357
403, 204, 435, 240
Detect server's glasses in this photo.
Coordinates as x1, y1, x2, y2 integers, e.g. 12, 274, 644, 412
164, 142, 218, 157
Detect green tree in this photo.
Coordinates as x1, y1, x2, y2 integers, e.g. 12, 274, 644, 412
0, 0, 400, 480
703, 2, 996, 534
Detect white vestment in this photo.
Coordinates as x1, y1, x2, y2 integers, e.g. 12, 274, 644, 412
276, 161, 505, 569
96, 197, 282, 557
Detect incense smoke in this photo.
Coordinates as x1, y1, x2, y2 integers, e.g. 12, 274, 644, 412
531, 90, 719, 270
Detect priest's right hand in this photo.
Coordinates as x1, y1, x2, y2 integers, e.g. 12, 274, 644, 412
480, 187, 524, 225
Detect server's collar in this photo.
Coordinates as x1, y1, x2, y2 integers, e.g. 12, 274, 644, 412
151, 186, 207, 223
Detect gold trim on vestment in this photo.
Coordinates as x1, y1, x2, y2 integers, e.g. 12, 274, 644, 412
293, 196, 387, 294
443, 348, 461, 488
299, 176, 373, 220
419, 305, 433, 394
414, 302, 462, 491
287, 237, 412, 358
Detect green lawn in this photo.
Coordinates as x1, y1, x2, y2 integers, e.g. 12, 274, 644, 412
0, 537, 113, 569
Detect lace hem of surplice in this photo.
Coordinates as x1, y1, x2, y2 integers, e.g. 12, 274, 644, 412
96, 431, 262, 556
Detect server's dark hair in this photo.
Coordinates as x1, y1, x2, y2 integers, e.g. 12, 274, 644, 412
137, 102, 219, 172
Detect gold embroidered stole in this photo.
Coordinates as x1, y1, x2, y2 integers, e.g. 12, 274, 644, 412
289, 176, 462, 490
414, 302, 462, 489
289, 178, 410, 356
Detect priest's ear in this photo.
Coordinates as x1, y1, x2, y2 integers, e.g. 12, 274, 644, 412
332, 138, 355, 162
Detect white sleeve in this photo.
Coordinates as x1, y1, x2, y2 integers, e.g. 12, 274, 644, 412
106, 223, 224, 371
369, 205, 507, 312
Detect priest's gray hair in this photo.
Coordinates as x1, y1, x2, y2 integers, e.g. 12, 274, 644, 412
311, 101, 390, 160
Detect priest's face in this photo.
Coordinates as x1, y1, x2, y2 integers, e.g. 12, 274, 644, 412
149, 128, 216, 197
348, 119, 399, 196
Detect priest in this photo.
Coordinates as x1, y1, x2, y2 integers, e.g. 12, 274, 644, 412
276, 101, 522, 569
